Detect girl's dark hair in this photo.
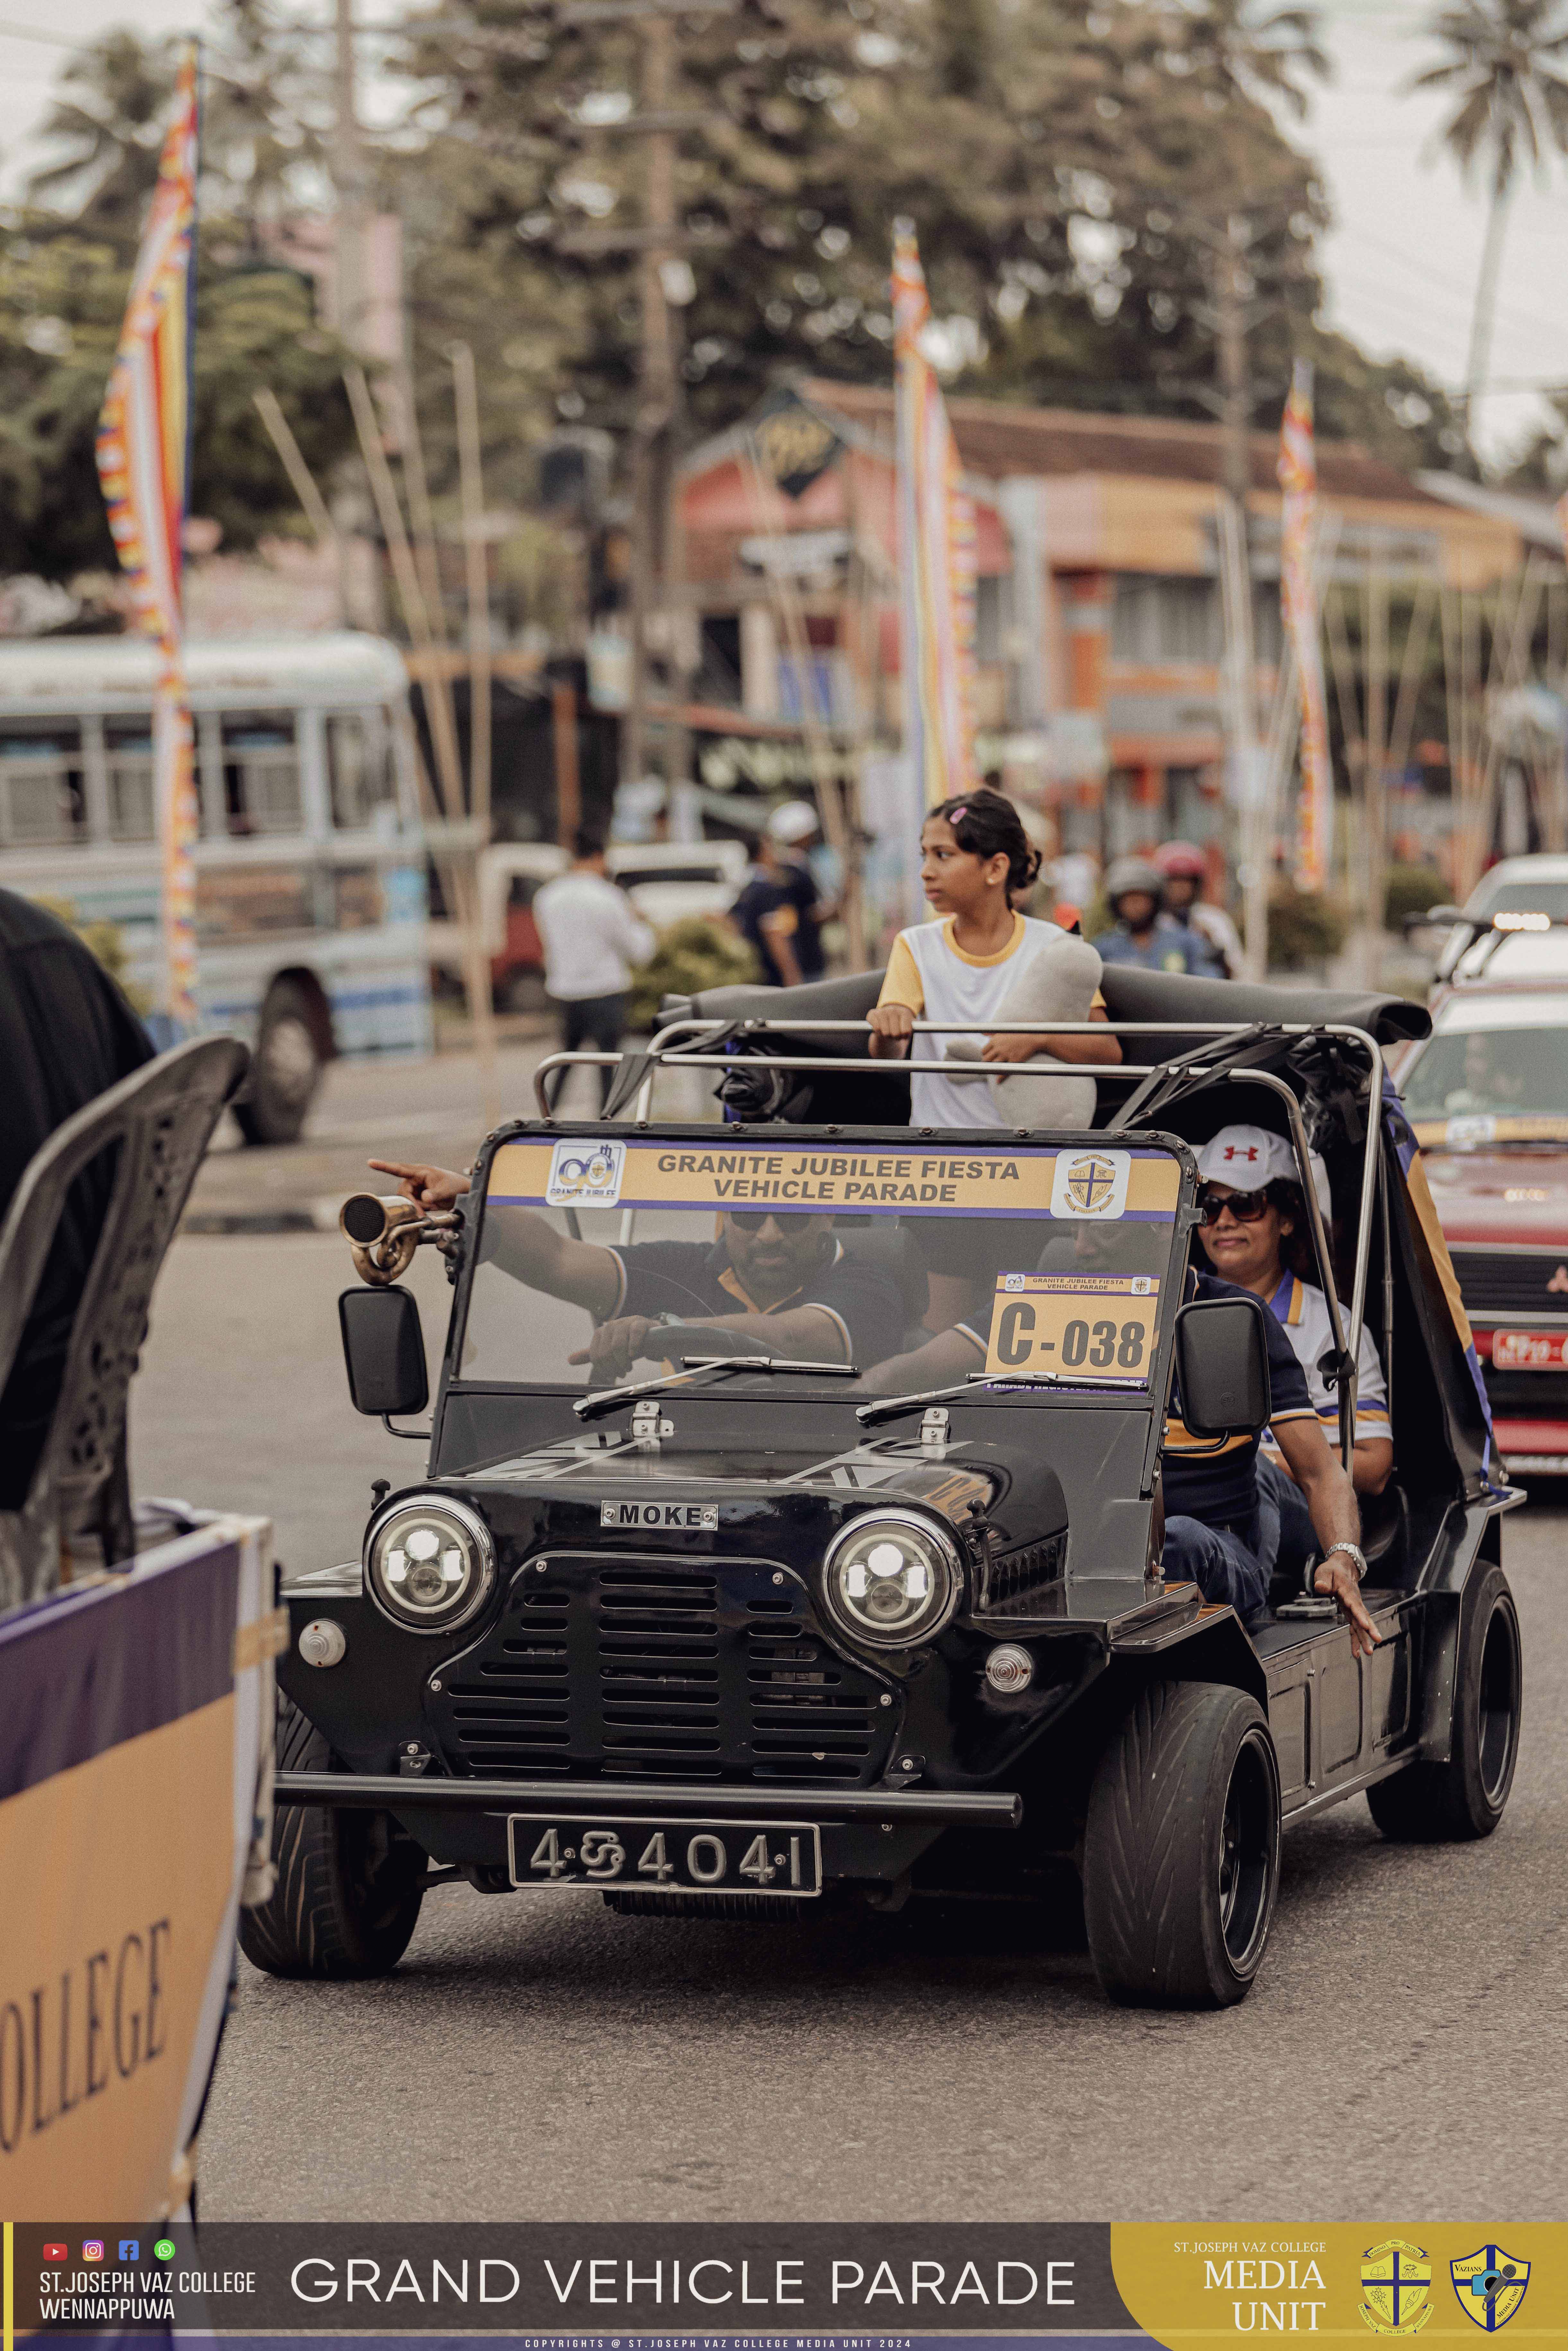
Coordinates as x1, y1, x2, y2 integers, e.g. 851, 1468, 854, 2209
927, 789, 1042, 896
1266, 1179, 1318, 1281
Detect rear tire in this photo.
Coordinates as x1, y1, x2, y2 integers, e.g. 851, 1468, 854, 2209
234, 977, 326, 1146
1083, 1680, 1281, 2008
1367, 1562, 1521, 1841
239, 1695, 425, 1978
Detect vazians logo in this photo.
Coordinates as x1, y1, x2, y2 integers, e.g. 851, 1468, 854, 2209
1450, 2247, 1530, 2331
546, 1138, 625, 1210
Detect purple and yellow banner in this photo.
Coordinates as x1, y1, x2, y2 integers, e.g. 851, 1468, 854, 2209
0, 1515, 278, 2223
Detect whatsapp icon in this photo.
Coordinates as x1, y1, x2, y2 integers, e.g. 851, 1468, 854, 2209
153, 2240, 176, 2262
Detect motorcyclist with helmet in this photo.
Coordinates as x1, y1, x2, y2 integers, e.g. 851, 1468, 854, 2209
1154, 839, 1242, 977
1093, 854, 1223, 976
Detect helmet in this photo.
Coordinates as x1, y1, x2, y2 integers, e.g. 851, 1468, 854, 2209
1154, 839, 1207, 880
766, 798, 819, 846
1104, 855, 1166, 908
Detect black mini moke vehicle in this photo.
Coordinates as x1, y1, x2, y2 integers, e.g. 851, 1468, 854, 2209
245, 965, 1524, 2008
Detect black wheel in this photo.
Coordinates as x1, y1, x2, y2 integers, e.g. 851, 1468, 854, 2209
1367, 1561, 1521, 1841
233, 977, 327, 1146
239, 1695, 426, 1978
1083, 1680, 1281, 2008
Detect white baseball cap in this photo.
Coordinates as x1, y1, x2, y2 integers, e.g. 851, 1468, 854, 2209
1195, 1124, 1332, 1219
766, 798, 820, 845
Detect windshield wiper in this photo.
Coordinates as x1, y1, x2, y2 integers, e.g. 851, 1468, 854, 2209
856, 1369, 1144, 1428
575, 1355, 859, 1424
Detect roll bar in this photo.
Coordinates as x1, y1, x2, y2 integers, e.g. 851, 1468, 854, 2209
526, 1013, 1388, 1472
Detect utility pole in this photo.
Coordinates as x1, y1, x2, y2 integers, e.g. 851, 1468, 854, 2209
333, 0, 369, 353
1214, 214, 1267, 979
558, 0, 731, 788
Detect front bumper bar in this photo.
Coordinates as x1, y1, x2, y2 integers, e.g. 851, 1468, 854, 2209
273, 1770, 1022, 1828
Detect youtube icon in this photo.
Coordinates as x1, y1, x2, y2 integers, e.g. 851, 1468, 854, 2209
42, 2245, 67, 2263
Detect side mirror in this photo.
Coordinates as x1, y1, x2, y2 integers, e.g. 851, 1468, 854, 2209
338, 1286, 428, 1418
1402, 904, 1465, 936
1174, 1295, 1272, 1439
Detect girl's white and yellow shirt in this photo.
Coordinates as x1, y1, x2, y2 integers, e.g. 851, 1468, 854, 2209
876, 913, 1104, 1130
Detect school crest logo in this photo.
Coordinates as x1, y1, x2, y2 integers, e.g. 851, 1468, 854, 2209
1450, 2247, 1530, 2330
546, 1138, 625, 1208
1050, 1148, 1130, 1222
1359, 2241, 1433, 2334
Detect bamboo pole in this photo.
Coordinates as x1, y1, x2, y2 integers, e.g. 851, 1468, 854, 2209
253, 387, 347, 624
450, 342, 493, 843
345, 363, 498, 1115
1361, 538, 1389, 986
1387, 579, 1436, 785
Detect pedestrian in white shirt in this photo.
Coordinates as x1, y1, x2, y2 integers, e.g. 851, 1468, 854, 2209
533, 829, 656, 1107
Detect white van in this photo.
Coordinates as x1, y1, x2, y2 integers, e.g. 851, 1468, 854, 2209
0, 632, 435, 1141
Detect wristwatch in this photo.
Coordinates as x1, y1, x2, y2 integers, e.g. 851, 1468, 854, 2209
1312, 1541, 1368, 1590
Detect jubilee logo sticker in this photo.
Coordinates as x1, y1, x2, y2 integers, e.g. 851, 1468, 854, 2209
546, 1139, 625, 1209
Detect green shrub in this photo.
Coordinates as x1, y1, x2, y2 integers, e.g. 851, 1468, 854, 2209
1267, 885, 1347, 971
1383, 861, 1448, 932
626, 915, 760, 1032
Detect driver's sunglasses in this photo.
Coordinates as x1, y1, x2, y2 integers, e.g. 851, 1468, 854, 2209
1197, 1184, 1272, 1227
725, 1208, 812, 1232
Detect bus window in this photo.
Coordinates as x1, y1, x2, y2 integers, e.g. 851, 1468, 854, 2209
326, 710, 396, 830
0, 723, 85, 846
104, 717, 155, 840
221, 711, 301, 835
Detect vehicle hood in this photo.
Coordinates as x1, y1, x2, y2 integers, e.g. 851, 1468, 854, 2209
1421, 1144, 1568, 1246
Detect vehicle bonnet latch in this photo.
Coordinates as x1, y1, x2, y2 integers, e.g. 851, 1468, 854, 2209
919, 1405, 950, 1453
631, 1397, 675, 1450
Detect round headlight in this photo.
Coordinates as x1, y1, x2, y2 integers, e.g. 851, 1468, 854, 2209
822, 1511, 962, 1649
367, 1496, 494, 1632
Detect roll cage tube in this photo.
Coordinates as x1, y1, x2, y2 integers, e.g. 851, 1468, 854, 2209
525, 1015, 1388, 1470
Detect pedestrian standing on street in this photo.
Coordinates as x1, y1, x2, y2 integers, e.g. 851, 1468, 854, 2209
532, 828, 656, 1109
1094, 855, 1222, 976
728, 817, 828, 988
1154, 839, 1243, 977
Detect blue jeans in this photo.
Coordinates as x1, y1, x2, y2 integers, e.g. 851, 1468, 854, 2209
1162, 1511, 1273, 1619
1257, 1453, 1315, 1595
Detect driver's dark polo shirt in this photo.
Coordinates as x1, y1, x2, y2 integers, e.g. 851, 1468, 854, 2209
605, 1236, 903, 1367
1163, 1270, 1316, 1530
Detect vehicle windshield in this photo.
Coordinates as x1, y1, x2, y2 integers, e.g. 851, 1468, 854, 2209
1470, 879, 1568, 923
457, 1133, 1184, 1403
1403, 1021, 1568, 1135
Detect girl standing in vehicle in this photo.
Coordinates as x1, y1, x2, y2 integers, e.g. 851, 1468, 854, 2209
867, 791, 1121, 1129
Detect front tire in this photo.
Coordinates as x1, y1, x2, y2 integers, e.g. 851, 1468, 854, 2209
1083, 1680, 1281, 2008
234, 977, 326, 1146
1367, 1562, 1521, 1841
239, 1695, 426, 1978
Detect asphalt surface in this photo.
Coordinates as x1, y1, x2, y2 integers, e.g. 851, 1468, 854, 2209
131, 1052, 1567, 2223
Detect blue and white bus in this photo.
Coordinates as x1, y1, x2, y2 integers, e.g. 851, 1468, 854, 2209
0, 632, 434, 1141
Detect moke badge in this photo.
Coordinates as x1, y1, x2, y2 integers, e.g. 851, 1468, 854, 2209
1050, 1147, 1130, 1221
601, 1500, 719, 1531
1450, 2248, 1530, 2332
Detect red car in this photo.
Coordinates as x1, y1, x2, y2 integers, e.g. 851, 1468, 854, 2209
1401, 980, 1568, 1474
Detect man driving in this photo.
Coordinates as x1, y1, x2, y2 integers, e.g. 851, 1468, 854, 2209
368, 1160, 904, 1379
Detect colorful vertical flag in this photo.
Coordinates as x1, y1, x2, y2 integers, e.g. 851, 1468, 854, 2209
892, 222, 979, 825
96, 42, 200, 1030
1278, 357, 1333, 894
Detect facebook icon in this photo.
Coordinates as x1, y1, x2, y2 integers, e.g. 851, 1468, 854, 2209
119, 2241, 139, 2261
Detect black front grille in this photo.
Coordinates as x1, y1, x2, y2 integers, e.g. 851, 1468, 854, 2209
976, 1535, 1067, 1616
1452, 1246, 1568, 1320
432, 1555, 895, 1787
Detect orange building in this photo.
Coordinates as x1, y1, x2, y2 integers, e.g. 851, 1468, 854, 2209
677, 379, 1523, 876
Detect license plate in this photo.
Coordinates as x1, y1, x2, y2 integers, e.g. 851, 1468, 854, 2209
1491, 1330, 1568, 1370
506, 1814, 822, 1896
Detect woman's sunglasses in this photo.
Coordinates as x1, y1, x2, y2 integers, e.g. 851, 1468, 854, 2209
1197, 1185, 1272, 1227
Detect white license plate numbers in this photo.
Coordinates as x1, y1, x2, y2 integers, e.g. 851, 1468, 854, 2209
506, 1814, 822, 1895
1492, 1330, 1568, 1370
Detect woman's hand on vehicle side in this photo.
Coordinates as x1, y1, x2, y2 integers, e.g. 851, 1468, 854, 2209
367, 1158, 471, 1209
867, 1003, 914, 1058
1314, 1555, 1381, 1657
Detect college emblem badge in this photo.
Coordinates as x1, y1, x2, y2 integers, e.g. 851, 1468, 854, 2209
1359, 2241, 1433, 2335
1049, 1147, 1130, 1221
1450, 2247, 1530, 2330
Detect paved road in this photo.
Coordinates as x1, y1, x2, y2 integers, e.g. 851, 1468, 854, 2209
132, 1091, 1565, 2223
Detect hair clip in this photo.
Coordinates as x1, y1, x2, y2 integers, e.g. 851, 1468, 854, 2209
949, 803, 969, 822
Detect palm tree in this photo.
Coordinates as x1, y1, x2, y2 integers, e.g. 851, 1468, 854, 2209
1412, 0, 1568, 406
1178, 0, 1332, 119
